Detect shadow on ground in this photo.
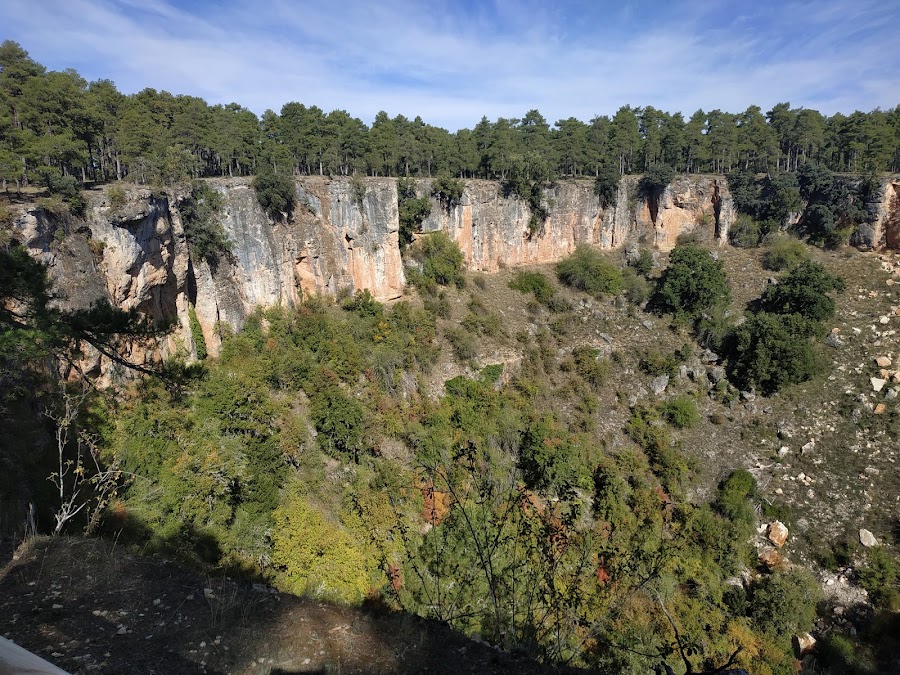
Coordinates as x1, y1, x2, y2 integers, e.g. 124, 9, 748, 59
0, 536, 589, 675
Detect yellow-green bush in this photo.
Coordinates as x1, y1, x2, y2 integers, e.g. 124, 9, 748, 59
271, 493, 377, 603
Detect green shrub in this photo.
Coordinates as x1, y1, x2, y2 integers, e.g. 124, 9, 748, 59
179, 181, 230, 265
654, 243, 730, 322
594, 161, 620, 208
341, 288, 383, 317
749, 569, 822, 636
639, 163, 675, 199
639, 349, 680, 378
622, 268, 651, 304
45, 173, 85, 216
445, 325, 477, 361
573, 346, 610, 391
729, 214, 762, 248
188, 305, 207, 360
350, 174, 367, 205
763, 235, 810, 271
760, 260, 845, 322
661, 395, 700, 428
858, 547, 900, 611
408, 231, 465, 288
398, 177, 432, 249
272, 493, 376, 603
430, 173, 464, 209
509, 270, 556, 305
480, 363, 504, 383
730, 312, 822, 394
556, 245, 624, 296
107, 184, 127, 210
629, 248, 655, 277
252, 169, 295, 221
310, 382, 366, 461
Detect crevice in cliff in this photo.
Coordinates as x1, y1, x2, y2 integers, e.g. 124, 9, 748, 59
712, 180, 723, 240
885, 184, 900, 249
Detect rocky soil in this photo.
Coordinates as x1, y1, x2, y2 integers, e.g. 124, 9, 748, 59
0, 537, 588, 675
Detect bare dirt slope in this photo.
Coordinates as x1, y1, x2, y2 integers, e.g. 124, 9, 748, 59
0, 537, 588, 675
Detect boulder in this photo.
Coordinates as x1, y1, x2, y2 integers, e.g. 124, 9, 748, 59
871, 377, 887, 392
650, 375, 669, 396
859, 529, 879, 547
792, 633, 816, 658
875, 356, 893, 368
758, 547, 785, 569
767, 521, 789, 548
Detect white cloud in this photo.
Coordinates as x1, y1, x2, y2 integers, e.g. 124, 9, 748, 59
4, 0, 898, 130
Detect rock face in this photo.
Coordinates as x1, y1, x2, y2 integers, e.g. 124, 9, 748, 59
854, 179, 900, 250
419, 175, 733, 272
9, 174, 730, 367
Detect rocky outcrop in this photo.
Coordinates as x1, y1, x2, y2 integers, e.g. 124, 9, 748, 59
6, 174, 733, 368
419, 176, 733, 272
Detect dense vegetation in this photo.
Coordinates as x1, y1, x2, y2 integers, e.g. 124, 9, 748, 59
2, 41, 899, 204
2, 40, 899, 675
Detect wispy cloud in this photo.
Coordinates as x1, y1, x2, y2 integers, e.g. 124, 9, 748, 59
4, 0, 898, 130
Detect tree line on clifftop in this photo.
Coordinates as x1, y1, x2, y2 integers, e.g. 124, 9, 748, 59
2, 40, 899, 201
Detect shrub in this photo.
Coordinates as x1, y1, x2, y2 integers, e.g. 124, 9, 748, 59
594, 161, 620, 208
730, 312, 822, 394
654, 243, 730, 322
179, 181, 230, 266
661, 395, 700, 428
350, 174, 367, 205
46, 173, 86, 217
858, 547, 900, 611
715, 469, 757, 525
309, 383, 366, 461
760, 260, 845, 322
107, 184, 127, 210
398, 177, 432, 249
763, 235, 810, 271
622, 268, 651, 305
271, 493, 376, 603
519, 415, 588, 497
729, 214, 762, 248
408, 231, 465, 288
188, 305, 207, 360
341, 289, 383, 317
572, 346, 609, 391
252, 169, 295, 221
749, 569, 822, 636
639, 349, 680, 378
556, 245, 624, 296
430, 173, 464, 209
445, 325, 477, 361
629, 248, 655, 277
509, 270, 556, 305
639, 163, 675, 200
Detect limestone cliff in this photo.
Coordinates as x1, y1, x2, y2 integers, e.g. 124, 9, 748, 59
418, 176, 732, 272
15, 172, 895, 372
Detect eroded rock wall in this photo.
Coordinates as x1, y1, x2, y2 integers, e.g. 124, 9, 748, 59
11, 174, 732, 368
419, 175, 733, 271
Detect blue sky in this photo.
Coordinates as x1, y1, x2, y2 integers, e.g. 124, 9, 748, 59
4, 0, 898, 131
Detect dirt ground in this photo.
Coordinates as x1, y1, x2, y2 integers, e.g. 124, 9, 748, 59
0, 536, 588, 675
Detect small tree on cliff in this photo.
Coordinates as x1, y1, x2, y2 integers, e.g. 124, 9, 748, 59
252, 169, 295, 222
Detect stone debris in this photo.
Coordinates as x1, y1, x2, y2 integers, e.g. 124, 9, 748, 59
871, 377, 886, 392
875, 356, 893, 368
859, 529, 879, 548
